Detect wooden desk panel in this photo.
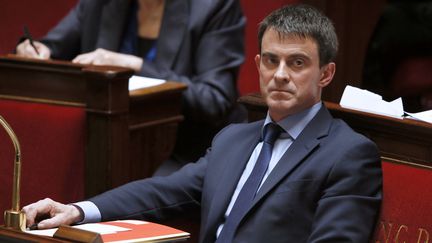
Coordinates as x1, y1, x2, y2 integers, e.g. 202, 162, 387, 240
0, 56, 186, 197
0, 227, 72, 242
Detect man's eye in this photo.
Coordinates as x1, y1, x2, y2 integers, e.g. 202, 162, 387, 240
293, 59, 304, 66
265, 57, 278, 65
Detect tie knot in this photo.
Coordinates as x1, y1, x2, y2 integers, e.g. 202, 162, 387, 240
263, 123, 282, 145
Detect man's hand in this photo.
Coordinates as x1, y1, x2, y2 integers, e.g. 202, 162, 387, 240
72, 48, 143, 72
22, 198, 83, 230
16, 40, 51, 59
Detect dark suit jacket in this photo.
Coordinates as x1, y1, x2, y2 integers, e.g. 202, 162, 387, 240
90, 105, 382, 243
41, 0, 246, 163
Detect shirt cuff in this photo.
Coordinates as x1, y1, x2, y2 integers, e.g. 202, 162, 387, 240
72, 201, 102, 224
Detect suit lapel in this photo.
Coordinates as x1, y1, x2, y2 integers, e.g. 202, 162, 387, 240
252, 106, 333, 212
97, 0, 131, 51
156, 0, 188, 68
204, 122, 263, 238
203, 106, 334, 238
253, 135, 319, 202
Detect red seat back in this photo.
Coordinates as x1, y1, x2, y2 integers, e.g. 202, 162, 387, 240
371, 159, 432, 242
0, 99, 86, 224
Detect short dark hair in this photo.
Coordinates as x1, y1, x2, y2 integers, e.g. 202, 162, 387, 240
258, 4, 338, 66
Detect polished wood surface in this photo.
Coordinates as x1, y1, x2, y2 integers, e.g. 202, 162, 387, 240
0, 55, 186, 197
0, 227, 70, 242
239, 93, 432, 165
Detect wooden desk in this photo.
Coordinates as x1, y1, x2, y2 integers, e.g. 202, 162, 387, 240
0, 56, 186, 198
239, 93, 432, 165
0, 227, 69, 243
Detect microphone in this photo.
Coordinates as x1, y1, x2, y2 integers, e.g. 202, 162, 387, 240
0, 115, 25, 231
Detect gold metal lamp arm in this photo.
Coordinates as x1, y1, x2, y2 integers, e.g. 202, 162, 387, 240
0, 115, 26, 231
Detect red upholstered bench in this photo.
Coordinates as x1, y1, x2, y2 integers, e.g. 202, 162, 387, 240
0, 99, 86, 224
371, 158, 432, 242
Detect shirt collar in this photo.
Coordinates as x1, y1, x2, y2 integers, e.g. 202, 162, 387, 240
263, 102, 322, 140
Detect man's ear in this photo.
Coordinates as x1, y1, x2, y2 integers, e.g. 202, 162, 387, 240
319, 62, 336, 88
254, 54, 261, 72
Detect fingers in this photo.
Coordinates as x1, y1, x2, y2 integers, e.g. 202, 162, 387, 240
72, 48, 143, 72
72, 48, 108, 65
33, 42, 51, 59
22, 198, 55, 227
72, 48, 121, 66
22, 198, 80, 229
38, 204, 81, 230
72, 52, 94, 64
37, 212, 71, 229
16, 40, 37, 58
16, 40, 50, 59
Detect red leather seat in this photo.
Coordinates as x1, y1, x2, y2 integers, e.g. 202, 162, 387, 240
371, 159, 432, 242
0, 99, 86, 224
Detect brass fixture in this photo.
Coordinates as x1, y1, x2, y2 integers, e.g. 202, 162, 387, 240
1, 115, 25, 231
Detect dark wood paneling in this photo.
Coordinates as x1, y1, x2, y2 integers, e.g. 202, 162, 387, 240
303, 0, 386, 102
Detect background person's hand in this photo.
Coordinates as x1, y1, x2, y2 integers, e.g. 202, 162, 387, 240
16, 40, 51, 59
72, 48, 143, 72
22, 198, 83, 230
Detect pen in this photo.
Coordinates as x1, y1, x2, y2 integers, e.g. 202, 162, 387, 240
23, 25, 40, 56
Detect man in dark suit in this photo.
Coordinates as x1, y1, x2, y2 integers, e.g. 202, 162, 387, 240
23, 4, 382, 242
16, 0, 246, 175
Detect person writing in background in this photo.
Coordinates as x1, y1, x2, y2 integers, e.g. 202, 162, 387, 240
22, 4, 382, 242
16, 0, 246, 175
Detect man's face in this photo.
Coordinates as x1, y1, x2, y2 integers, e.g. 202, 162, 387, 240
255, 28, 335, 121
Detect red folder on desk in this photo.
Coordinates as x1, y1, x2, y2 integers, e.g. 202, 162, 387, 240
100, 220, 190, 243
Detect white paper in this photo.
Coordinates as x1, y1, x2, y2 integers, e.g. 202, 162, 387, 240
128, 75, 165, 91
406, 110, 432, 124
339, 85, 405, 119
25, 228, 57, 237
25, 222, 130, 237
115, 219, 149, 225
74, 223, 130, 234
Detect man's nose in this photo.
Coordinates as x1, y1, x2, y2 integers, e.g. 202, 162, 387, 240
274, 63, 289, 82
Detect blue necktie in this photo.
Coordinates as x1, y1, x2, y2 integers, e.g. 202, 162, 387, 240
216, 123, 282, 243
